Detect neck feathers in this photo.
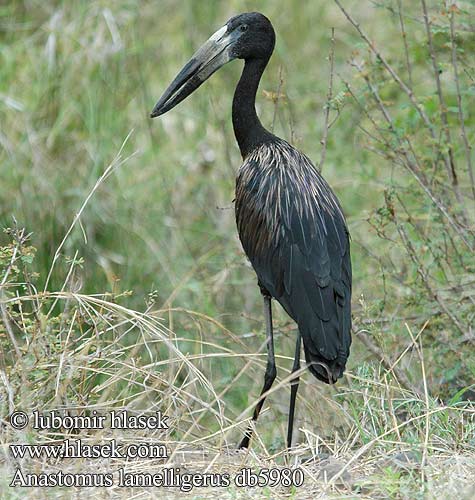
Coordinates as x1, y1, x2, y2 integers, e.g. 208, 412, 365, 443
232, 58, 273, 158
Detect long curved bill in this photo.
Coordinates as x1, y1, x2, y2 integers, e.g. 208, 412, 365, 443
150, 25, 237, 118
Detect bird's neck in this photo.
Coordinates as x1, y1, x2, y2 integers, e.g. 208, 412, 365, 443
232, 58, 273, 158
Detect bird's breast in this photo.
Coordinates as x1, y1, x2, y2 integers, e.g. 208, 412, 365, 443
235, 159, 279, 259
234, 139, 347, 262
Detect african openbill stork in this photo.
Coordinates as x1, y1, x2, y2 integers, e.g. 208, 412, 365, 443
150, 12, 352, 449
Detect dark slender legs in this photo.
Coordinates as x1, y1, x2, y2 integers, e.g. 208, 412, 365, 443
287, 333, 301, 448
239, 295, 276, 449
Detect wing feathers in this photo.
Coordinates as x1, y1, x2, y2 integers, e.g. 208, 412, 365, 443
235, 139, 352, 384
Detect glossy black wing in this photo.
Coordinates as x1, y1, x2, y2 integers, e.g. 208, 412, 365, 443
235, 140, 351, 384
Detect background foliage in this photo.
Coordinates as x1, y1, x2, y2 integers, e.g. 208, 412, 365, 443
1, 0, 475, 497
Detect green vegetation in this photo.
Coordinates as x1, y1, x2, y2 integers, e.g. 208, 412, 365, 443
1, 0, 475, 498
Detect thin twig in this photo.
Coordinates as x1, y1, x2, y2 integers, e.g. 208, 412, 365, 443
421, 0, 467, 223
0, 228, 23, 361
449, 6, 475, 207
334, 0, 435, 136
350, 57, 472, 251
397, 0, 413, 88
318, 27, 336, 172
356, 329, 423, 397
389, 320, 429, 376
386, 193, 465, 334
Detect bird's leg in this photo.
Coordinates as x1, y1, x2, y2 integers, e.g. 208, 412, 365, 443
239, 294, 276, 449
287, 333, 301, 448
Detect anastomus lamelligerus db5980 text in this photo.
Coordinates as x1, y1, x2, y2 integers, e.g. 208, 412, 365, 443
150, 12, 352, 449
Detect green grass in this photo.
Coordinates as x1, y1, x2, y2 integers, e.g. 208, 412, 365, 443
1, 0, 475, 498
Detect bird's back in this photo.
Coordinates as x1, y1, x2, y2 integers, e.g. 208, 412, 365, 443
235, 138, 351, 383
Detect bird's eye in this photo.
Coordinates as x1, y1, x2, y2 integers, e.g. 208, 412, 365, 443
239, 24, 248, 32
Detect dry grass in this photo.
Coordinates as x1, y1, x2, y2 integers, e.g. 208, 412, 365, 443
1, 1, 475, 498
1, 288, 475, 498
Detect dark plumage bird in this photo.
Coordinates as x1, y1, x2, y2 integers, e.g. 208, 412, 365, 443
151, 12, 352, 449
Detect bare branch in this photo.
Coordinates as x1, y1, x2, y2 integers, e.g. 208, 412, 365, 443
334, 0, 435, 137
385, 192, 465, 334
318, 27, 336, 172
421, 0, 467, 223
350, 57, 473, 251
449, 7, 475, 206
397, 0, 413, 88
355, 329, 423, 397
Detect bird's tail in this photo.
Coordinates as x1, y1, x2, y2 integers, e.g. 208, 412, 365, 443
299, 327, 350, 385
307, 356, 345, 385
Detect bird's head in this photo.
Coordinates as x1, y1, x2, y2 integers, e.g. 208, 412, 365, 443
150, 12, 275, 118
